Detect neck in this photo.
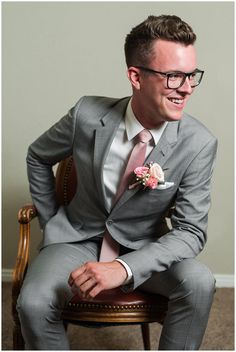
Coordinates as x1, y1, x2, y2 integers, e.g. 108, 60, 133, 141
131, 97, 164, 130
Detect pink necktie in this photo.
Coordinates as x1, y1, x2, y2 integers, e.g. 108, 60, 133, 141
99, 129, 153, 262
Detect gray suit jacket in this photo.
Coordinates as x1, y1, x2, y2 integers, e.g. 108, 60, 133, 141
27, 96, 217, 290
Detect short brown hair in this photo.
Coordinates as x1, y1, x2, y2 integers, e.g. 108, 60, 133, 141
124, 15, 196, 67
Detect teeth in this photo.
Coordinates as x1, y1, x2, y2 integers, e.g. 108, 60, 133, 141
169, 98, 183, 104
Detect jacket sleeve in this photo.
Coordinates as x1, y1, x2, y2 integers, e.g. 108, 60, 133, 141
119, 136, 218, 291
26, 98, 83, 229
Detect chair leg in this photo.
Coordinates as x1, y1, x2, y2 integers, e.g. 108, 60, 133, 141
13, 323, 25, 350
63, 320, 68, 331
141, 323, 151, 350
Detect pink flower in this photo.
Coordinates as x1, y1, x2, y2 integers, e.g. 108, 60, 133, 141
144, 176, 158, 189
149, 163, 165, 183
134, 166, 149, 177
129, 162, 165, 190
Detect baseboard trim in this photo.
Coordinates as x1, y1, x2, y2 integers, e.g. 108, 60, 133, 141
214, 274, 234, 288
2, 269, 13, 282
2, 269, 234, 287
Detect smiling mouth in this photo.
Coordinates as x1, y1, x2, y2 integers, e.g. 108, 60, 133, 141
167, 97, 184, 105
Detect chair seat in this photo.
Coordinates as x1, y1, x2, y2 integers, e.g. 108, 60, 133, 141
62, 288, 168, 324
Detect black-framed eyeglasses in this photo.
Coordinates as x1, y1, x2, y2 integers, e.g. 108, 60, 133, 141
135, 66, 204, 89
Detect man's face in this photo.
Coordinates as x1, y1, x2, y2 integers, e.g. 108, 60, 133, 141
129, 39, 198, 128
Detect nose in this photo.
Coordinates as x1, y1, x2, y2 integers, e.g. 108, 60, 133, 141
177, 77, 193, 94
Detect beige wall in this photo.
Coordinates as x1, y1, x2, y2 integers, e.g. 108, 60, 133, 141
3, 2, 234, 275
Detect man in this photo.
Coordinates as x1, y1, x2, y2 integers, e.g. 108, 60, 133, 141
17, 15, 217, 350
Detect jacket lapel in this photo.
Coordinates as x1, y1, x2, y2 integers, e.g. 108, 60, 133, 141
93, 97, 130, 211
146, 120, 178, 166
112, 120, 179, 212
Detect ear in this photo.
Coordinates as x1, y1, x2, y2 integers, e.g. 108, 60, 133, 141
127, 67, 141, 90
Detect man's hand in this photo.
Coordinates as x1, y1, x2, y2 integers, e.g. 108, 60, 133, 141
68, 260, 127, 299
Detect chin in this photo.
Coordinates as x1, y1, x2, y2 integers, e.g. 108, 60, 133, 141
166, 114, 183, 122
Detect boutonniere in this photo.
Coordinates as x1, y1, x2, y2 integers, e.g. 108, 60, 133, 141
129, 162, 165, 190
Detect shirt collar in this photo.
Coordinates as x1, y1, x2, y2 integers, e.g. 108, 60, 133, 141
125, 98, 168, 145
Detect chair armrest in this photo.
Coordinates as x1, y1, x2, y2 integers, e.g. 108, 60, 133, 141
12, 204, 38, 318
18, 204, 37, 224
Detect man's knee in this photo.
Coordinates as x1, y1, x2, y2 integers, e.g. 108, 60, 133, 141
17, 284, 52, 324
171, 259, 216, 302
16, 280, 70, 349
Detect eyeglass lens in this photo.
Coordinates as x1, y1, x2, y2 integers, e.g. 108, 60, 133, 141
167, 71, 202, 89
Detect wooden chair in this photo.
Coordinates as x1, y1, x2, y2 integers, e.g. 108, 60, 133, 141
12, 156, 169, 350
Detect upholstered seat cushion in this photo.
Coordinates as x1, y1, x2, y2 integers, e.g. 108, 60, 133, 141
63, 289, 168, 323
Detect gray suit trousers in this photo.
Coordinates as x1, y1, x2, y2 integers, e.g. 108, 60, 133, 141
17, 240, 215, 350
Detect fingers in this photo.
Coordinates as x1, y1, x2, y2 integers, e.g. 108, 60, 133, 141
70, 278, 96, 298
68, 265, 86, 286
68, 261, 126, 300
78, 278, 99, 299
87, 283, 103, 298
68, 262, 103, 299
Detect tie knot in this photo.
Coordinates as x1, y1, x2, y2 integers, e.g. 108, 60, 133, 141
137, 129, 152, 144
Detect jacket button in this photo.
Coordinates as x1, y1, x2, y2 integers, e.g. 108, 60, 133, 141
107, 220, 113, 225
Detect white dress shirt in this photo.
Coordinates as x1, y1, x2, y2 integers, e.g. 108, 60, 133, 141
103, 98, 168, 284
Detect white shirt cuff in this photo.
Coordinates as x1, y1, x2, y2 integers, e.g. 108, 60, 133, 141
115, 258, 133, 285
